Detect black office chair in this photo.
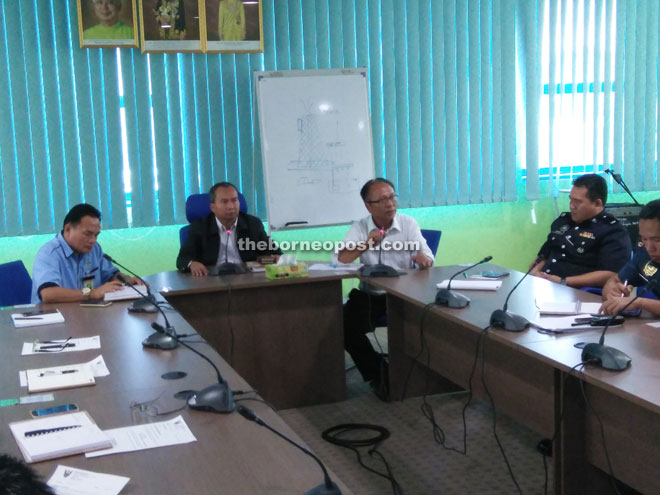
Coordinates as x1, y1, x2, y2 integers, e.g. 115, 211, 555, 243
179, 192, 248, 246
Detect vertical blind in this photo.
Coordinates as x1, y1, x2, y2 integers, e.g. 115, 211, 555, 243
0, 0, 658, 236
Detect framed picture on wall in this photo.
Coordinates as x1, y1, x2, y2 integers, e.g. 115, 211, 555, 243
77, 0, 139, 48
139, 0, 202, 53
203, 0, 264, 53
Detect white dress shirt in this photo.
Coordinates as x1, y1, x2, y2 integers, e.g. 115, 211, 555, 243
215, 217, 242, 265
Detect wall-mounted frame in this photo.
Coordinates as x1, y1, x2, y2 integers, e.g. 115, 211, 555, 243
139, 0, 202, 53
203, 0, 263, 53
77, 0, 139, 49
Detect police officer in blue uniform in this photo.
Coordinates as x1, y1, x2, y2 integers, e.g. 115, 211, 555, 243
530, 174, 631, 288
602, 199, 660, 316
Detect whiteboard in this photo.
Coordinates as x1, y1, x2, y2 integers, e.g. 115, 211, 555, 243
255, 68, 375, 230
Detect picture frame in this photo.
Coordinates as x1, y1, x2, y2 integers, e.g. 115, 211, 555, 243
139, 0, 203, 53
203, 0, 264, 53
77, 0, 139, 49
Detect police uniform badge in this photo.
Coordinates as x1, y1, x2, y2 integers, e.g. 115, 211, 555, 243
559, 224, 569, 234
642, 262, 658, 278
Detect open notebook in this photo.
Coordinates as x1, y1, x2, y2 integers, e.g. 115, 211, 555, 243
535, 300, 602, 315
9, 411, 111, 463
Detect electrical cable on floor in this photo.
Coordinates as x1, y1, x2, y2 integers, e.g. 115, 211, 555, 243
322, 423, 403, 495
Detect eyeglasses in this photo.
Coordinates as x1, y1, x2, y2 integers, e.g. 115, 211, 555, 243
366, 194, 398, 205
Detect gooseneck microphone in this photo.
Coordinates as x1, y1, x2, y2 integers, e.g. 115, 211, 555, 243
435, 256, 493, 308
359, 229, 400, 278
236, 405, 342, 495
581, 279, 658, 371
490, 256, 543, 331
103, 254, 178, 350
152, 323, 235, 412
214, 229, 246, 275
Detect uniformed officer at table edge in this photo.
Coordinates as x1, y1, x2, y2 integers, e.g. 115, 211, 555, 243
529, 173, 631, 288
601, 199, 660, 316
31, 203, 143, 304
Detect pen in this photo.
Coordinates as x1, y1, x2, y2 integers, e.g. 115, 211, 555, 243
621, 280, 628, 297
39, 369, 78, 377
15, 317, 44, 320
36, 343, 75, 350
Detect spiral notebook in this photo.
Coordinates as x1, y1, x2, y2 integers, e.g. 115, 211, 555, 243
8, 411, 112, 463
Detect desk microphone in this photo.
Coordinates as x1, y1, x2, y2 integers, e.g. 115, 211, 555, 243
581, 279, 658, 371
214, 229, 246, 275
151, 322, 235, 413
435, 256, 493, 308
104, 254, 178, 350
490, 256, 543, 331
359, 229, 400, 277
236, 405, 342, 495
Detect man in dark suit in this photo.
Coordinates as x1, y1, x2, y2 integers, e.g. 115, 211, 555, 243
176, 182, 281, 276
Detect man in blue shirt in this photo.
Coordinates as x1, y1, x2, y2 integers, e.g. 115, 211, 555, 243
601, 199, 660, 316
31, 204, 142, 303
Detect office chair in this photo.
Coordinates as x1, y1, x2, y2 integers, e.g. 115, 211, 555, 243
0, 260, 32, 306
373, 229, 442, 328
179, 192, 248, 246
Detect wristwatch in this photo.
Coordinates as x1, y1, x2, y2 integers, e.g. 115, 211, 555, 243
81, 287, 92, 299
560, 277, 567, 286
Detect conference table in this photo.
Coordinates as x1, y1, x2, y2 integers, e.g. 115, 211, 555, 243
364, 266, 660, 495
145, 269, 353, 410
0, 300, 352, 494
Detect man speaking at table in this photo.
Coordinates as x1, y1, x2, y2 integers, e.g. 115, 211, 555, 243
176, 182, 281, 276
31, 204, 142, 303
530, 173, 631, 288
338, 178, 434, 399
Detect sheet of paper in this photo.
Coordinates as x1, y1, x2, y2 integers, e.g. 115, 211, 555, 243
436, 280, 502, 291
86, 415, 196, 458
48, 465, 129, 495
647, 321, 660, 328
19, 370, 27, 387
103, 285, 148, 301
87, 355, 110, 377
22, 336, 101, 355
12, 309, 65, 328
308, 263, 363, 272
531, 314, 601, 333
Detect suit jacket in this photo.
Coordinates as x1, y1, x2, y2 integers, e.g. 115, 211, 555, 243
176, 212, 281, 271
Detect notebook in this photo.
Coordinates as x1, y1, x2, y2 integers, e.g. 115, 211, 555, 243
11, 309, 65, 328
436, 280, 502, 291
535, 300, 602, 315
8, 411, 112, 463
26, 363, 95, 393
103, 285, 149, 301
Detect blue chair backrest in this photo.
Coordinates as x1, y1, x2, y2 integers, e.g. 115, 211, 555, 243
0, 260, 32, 306
420, 229, 442, 257
179, 192, 248, 246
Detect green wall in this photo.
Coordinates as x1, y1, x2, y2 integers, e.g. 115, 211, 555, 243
1, 191, 655, 277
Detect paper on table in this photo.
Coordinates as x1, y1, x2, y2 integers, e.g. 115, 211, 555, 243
22, 336, 101, 356
25, 363, 95, 393
48, 465, 130, 495
103, 285, 148, 301
11, 310, 65, 329
21, 355, 108, 391
86, 415, 196, 458
436, 280, 502, 291
308, 263, 363, 272
87, 355, 110, 377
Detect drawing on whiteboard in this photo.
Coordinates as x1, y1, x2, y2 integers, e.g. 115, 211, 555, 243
288, 100, 361, 193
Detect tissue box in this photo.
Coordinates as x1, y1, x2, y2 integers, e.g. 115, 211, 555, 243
265, 263, 309, 280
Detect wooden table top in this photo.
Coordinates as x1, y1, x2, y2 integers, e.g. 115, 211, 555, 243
0, 300, 352, 494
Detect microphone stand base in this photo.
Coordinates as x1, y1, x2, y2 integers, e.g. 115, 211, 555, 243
581, 343, 632, 371
188, 383, 236, 413
435, 289, 471, 308
142, 331, 179, 350
128, 297, 158, 313
490, 310, 530, 332
305, 481, 342, 495
212, 262, 247, 275
359, 264, 400, 277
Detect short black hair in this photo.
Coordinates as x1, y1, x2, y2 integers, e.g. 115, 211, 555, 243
62, 203, 101, 229
639, 199, 660, 222
0, 454, 55, 494
209, 182, 238, 203
572, 174, 607, 204
360, 178, 395, 202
